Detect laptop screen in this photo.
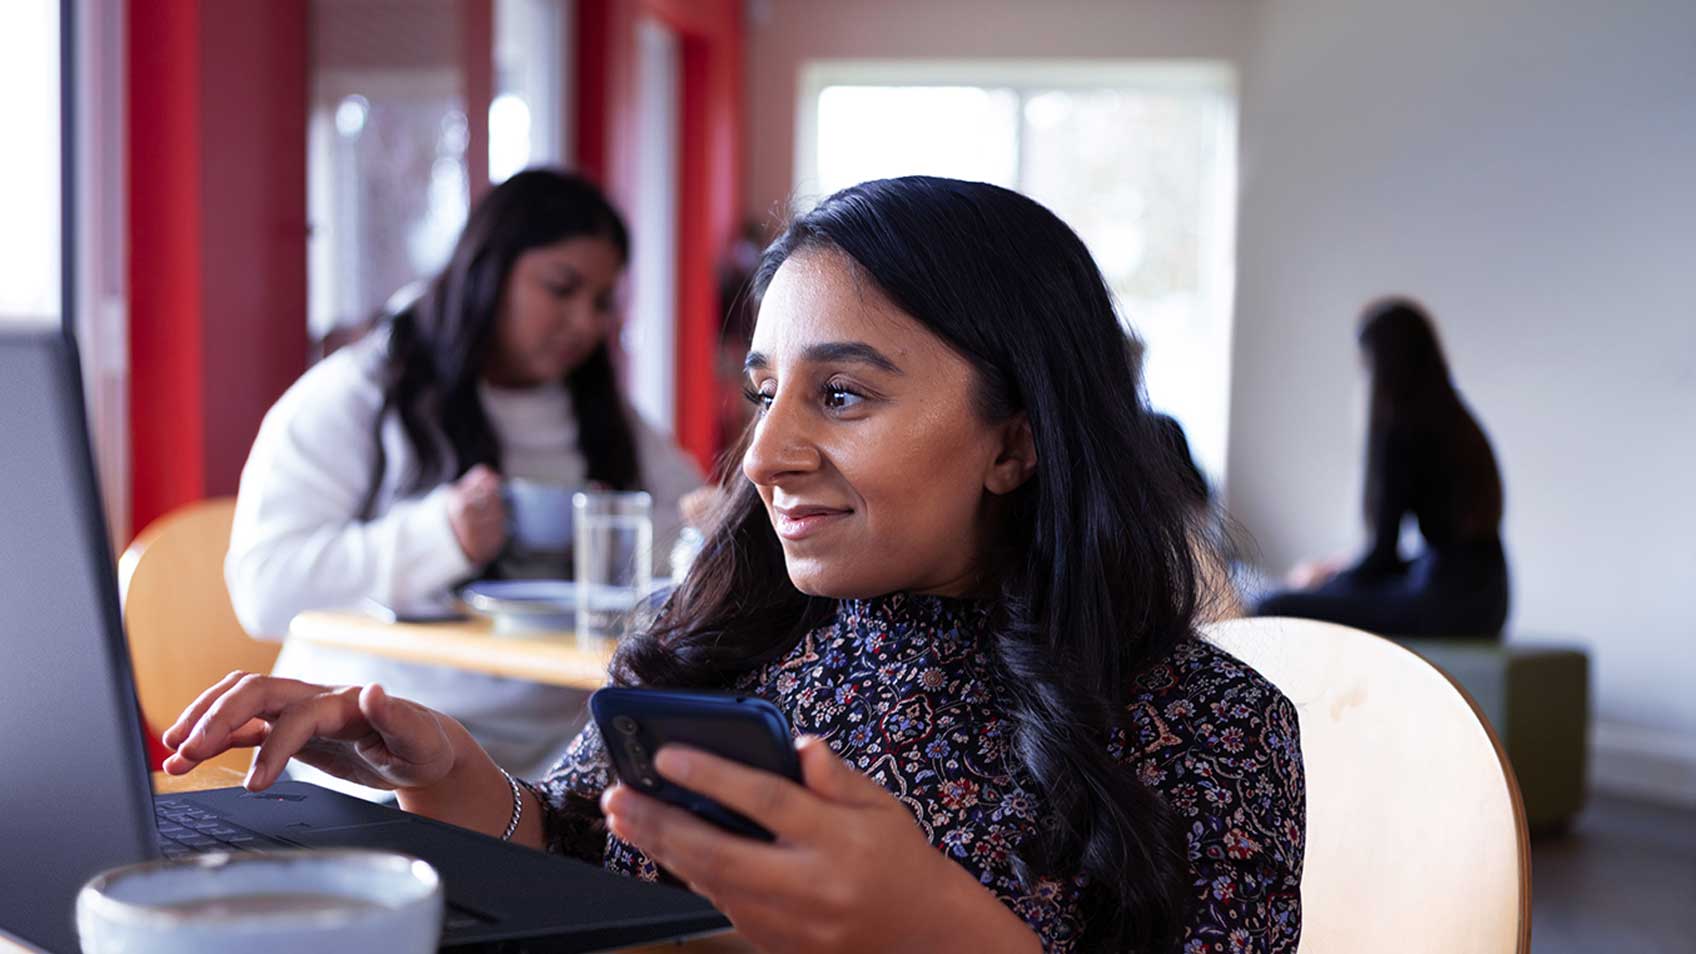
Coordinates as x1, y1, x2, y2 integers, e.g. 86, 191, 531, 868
0, 328, 157, 952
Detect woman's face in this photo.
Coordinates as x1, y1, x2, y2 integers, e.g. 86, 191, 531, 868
485, 236, 623, 387
742, 250, 1035, 598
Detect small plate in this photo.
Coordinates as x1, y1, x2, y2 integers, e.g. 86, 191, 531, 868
460, 580, 577, 637
459, 578, 678, 639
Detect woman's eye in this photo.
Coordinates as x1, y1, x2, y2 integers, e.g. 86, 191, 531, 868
742, 384, 774, 412
822, 384, 865, 410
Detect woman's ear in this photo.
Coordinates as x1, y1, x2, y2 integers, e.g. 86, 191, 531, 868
985, 414, 1038, 495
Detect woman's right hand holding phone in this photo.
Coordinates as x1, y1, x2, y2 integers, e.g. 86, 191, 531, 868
161, 672, 462, 793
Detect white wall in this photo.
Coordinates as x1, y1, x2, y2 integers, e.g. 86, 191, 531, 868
1230, 0, 1696, 802
743, 0, 1258, 224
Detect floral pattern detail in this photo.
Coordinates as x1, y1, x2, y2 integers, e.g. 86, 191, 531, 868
532, 593, 1304, 952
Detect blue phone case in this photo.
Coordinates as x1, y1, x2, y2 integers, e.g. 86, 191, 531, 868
588, 687, 802, 841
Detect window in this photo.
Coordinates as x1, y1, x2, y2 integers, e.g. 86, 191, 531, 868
308, 0, 474, 344
797, 61, 1237, 486
308, 0, 574, 349
490, 0, 571, 183
0, 0, 61, 324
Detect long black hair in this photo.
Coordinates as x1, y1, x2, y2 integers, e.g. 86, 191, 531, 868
359, 169, 640, 517
1357, 297, 1502, 535
615, 177, 1202, 951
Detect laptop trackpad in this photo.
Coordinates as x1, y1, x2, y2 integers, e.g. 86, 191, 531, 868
285, 820, 507, 924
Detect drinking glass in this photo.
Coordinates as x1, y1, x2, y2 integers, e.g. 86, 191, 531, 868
573, 490, 652, 648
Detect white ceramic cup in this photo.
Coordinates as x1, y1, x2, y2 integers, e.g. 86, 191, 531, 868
76, 850, 442, 954
504, 478, 575, 553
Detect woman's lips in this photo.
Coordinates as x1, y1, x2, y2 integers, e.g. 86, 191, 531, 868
772, 506, 852, 541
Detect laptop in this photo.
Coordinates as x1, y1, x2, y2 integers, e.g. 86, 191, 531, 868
0, 326, 728, 953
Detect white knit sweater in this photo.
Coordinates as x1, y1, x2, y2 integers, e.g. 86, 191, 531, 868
224, 332, 701, 775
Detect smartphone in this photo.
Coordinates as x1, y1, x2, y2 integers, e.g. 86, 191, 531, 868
589, 687, 802, 841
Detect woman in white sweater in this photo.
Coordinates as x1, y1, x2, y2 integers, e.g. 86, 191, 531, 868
226, 169, 701, 778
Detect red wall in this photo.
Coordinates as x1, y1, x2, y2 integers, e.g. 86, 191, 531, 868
462, 0, 494, 203
127, 0, 309, 534
127, 1, 205, 530
126, 0, 737, 532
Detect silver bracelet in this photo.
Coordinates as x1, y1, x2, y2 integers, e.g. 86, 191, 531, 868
498, 768, 524, 841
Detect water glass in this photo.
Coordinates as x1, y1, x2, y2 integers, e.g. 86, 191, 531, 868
573, 490, 652, 647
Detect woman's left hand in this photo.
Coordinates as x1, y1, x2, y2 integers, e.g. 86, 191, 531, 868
601, 737, 1040, 954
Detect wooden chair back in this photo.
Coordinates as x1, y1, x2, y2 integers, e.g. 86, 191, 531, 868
1203, 616, 1531, 954
118, 497, 279, 776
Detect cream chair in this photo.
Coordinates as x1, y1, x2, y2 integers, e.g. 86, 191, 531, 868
1203, 616, 1531, 954
118, 497, 280, 776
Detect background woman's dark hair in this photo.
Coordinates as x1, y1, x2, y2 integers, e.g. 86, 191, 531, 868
616, 176, 1204, 951
1355, 297, 1501, 531
1151, 413, 1211, 509
359, 168, 640, 517
1358, 297, 1453, 413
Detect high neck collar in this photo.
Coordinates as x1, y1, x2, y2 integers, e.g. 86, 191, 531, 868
833, 592, 995, 653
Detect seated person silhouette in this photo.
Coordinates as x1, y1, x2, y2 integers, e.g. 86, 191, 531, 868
1255, 298, 1509, 637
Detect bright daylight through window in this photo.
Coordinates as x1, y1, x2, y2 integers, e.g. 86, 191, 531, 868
802, 64, 1237, 484
0, 0, 61, 324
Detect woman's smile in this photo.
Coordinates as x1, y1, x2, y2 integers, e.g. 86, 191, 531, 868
770, 502, 855, 541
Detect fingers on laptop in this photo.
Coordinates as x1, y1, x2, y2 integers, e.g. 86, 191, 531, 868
247, 687, 368, 790
160, 717, 270, 776
163, 673, 333, 763
162, 669, 251, 749
357, 683, 444, 764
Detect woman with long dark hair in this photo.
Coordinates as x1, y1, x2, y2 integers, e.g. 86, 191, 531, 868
1255, 298, 1509, 636
180, 177, 1303, 951
224, 170, 703, 777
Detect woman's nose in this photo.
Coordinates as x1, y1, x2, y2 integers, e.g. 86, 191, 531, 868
742, 392, 821, 486
567, 299, 603, 339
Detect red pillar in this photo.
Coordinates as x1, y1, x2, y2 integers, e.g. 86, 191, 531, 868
673, 14, 743, 473
573, 0, 743, 473
127, 1, 203, 528
126, 0, 308, 534
462, 0, 494, 198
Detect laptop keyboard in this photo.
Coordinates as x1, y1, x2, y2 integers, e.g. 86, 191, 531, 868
154, 798, 294, 859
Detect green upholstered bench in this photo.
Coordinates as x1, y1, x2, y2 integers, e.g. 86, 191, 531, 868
1389, 637, 1590, 832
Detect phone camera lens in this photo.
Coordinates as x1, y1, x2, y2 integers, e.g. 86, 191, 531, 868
613, 715, 639, 736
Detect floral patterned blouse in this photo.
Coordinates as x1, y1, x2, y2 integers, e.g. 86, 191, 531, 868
531, 593, 1305, 953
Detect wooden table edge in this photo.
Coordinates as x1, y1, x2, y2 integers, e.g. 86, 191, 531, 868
288, 610, 614, 689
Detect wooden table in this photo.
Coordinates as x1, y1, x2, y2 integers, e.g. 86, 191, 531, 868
289, 610, 616, 689
0, 769, 750, 954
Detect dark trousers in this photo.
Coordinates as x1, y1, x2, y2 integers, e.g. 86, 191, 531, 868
1253, 538, 1509, 637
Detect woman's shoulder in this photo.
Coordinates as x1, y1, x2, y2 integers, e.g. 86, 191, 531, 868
624, 404, 705, 492
311, 329, 390, 393
1117, 636, 1302, 784
266, 331, 389, 425
1117, 636, 1306, 918
1119, 641, 1305, 948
